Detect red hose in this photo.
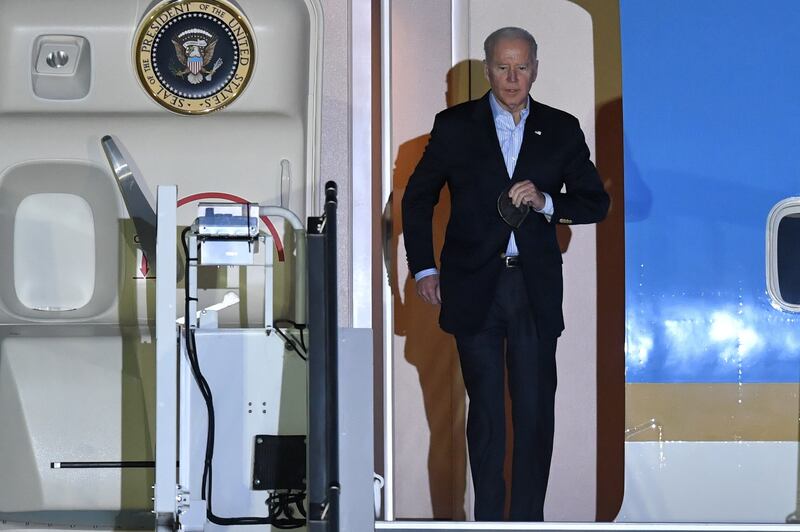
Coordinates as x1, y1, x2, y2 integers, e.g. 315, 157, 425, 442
177, 192, 285, 262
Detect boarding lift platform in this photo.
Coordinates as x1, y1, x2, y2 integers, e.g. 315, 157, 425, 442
156, 192, 309, 531
152, 189, 375, 532
103, 137, 373, 532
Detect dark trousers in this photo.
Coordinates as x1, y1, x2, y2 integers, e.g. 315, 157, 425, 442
455, 267, 558, 522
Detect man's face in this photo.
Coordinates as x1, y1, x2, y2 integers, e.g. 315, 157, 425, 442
484, 37, 538, 116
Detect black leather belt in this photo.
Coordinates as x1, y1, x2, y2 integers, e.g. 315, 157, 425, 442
502, 255, 521, 268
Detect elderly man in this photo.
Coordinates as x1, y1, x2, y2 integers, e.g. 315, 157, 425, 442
402, 27, 609, 521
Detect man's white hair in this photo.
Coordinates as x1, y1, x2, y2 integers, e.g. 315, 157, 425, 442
484, 27, 538, 61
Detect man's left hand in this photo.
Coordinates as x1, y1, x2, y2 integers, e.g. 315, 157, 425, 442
509, 180, 545, 210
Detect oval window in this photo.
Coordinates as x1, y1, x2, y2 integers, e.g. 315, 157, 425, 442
767, 198, 800, 312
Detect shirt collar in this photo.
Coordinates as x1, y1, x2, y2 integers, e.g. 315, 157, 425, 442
489, 91, 530, 126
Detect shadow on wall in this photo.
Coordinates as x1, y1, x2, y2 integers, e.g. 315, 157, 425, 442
389, 136, 467, 520
385, 60, 472, 520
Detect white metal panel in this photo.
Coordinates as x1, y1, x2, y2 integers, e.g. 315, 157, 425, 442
0, 334, 136, 511
339, 328, 377, 531
389, 0, 458, 520
351, 0, 374, 329
155, 185, 178, 519
619, 442, 800, 523
185, 329, 307, 521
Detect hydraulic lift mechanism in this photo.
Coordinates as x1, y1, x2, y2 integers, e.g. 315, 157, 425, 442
103, 137, 355, 532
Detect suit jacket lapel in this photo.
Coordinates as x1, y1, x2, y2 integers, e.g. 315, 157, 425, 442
511, 97, 541, 183
472, 92, 510, 182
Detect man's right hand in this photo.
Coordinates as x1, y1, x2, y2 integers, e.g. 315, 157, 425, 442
416, 274, 441, 305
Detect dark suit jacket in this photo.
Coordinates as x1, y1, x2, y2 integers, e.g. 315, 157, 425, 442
402, 92, 609, 338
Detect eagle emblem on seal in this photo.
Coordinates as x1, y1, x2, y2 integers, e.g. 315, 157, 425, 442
171, 29, 224, 85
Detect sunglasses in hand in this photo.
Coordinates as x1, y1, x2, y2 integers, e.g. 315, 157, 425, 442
497, 183, 530, 228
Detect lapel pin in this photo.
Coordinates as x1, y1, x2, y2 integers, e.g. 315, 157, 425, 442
534, 130, 542, 135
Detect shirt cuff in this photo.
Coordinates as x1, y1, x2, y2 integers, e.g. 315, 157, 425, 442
414, 268, 439, 282
534, 192, 553, 222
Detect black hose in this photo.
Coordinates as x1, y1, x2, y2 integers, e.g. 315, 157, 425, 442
181, 228, 305, 528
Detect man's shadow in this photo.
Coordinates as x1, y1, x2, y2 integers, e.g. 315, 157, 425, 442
386, 60, 573, 520
386, 61, 470, 520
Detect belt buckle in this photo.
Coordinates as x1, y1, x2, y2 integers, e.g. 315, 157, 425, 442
502, 255, 520, 268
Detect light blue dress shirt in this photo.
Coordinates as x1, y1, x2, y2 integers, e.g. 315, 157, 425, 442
415, 92, 553, 282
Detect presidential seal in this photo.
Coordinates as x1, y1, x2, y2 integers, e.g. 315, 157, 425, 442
134, 0, 255, 115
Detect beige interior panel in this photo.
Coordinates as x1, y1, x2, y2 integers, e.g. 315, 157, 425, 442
390, 0, 464, 520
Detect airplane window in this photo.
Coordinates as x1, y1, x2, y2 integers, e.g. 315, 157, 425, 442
777, 214, 800, 305
767, 198, 800, 312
